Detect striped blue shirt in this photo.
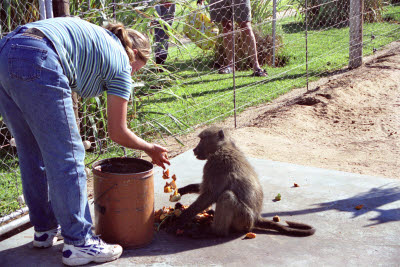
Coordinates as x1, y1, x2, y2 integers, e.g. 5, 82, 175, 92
26, 17, 132, 100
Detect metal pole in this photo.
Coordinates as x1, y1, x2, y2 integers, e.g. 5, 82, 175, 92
232, 0, 236, 128
305, 0, 309, 91
272, 0, 277, 67
113, 0, 116, 21
45, 0, 54, 18
39, 0, 46, 20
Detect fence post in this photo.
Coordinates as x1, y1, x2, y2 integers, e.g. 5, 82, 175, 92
272, 0, 277, 67
231, 2, 237, 128
349, 0, 363, 69
305, 0, 309, 91
52, 0, 70, 17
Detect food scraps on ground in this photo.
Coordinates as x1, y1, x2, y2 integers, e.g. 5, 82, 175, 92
274, 193, 282, 201
154, 202, 214, 234
294, 183, 300, 187
245, 232, 257, 239
355, 204, 364, 210
273, 215, 280, 222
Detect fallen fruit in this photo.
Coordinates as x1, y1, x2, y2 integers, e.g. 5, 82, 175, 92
195, 214, 205, 220
274, 193, 282, 201
17, 195, 25, 205
245, 232, 256, 239
273, 215, 280, 222
160, 213, 168, 220
174, 209, 182, 217
294, 183, 300, 187
10, 138, 16, 147
355, 204, 364, 210
83, 140, 91, 150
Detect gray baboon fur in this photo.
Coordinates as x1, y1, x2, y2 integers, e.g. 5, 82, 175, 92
170, 126, 315, 237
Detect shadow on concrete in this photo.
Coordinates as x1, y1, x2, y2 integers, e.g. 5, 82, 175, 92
262, 184, 400, 227
121, 231, 242, 258
0, 242, 64, 266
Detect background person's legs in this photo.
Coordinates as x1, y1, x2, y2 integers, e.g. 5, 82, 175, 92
239, 21, 261, 71
221, 20, 234, 72
154, 4, 175, 65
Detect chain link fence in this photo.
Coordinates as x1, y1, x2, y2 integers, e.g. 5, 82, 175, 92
1, 0, 399, 224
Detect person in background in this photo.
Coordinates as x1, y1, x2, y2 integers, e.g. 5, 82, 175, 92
154, 1, 176, 67
199, 0, 268, 76
0, 17, 170, 266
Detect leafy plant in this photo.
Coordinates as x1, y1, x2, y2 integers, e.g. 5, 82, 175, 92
0, 0, 39, 36
288, 0, 384, 28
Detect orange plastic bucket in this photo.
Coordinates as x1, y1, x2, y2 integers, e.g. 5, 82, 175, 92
92, 157, 154, 248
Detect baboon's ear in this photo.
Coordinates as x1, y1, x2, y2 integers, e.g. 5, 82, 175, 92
218, 129, 225, 140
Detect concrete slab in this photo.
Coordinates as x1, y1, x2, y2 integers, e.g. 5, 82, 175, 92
0, 150, 399, 266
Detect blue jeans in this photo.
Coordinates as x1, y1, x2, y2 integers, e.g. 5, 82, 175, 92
0, 28, 93, 245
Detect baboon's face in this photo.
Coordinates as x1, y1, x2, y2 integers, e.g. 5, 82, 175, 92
193, 127, 224, 160
193, 137, 211, 160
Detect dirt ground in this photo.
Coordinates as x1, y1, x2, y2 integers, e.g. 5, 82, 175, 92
158, 41, 400, 179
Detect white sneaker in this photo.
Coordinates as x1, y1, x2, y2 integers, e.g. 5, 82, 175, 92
62, 236, 123, 266
33, 225, 63, 248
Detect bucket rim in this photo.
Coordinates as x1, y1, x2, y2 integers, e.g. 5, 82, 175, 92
91, 157, 153, 176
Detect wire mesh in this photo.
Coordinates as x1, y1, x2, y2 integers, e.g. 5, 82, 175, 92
0, 0, 399, 221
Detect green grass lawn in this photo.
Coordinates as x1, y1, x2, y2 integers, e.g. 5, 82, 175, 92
1, 6, 399, 217
135, 8, 400, 135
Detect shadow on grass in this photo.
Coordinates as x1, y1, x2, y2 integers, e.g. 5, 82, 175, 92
143, 67, 350, 105
281, 21, 349, 34
262, 185, 400, 227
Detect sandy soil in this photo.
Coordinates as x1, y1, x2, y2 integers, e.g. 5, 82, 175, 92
159, 41, 400, 179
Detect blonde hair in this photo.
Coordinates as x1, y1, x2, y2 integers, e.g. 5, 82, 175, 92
105, 22, 151, 63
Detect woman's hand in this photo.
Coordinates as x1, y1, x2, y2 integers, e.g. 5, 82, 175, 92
145, 144, 170, 169
107, 95, 170, 169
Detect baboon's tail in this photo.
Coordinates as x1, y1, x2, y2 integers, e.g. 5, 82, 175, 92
254, 217, 316, 237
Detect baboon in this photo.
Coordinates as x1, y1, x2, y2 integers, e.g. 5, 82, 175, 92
167, 126, 315, 237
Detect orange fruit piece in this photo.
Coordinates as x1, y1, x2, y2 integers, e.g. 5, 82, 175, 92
164, 185, 172, 193
273, 215, 280, 222
245, 232, 256, 239
163, 169, 170, 179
